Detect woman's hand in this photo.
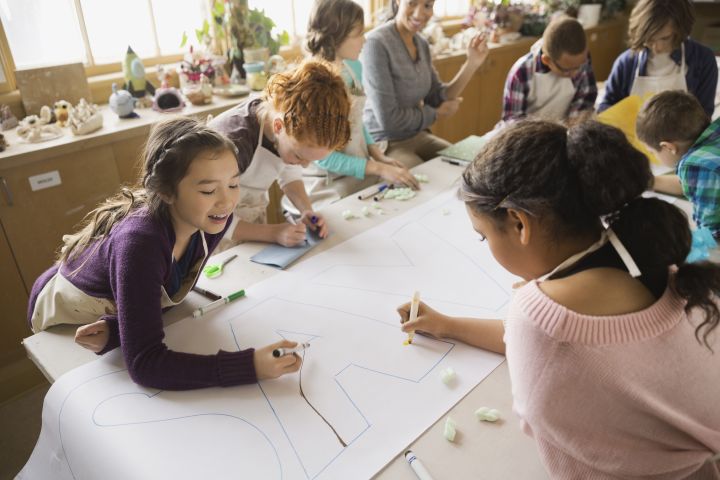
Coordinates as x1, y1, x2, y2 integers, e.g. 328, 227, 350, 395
254, 340, 303, 380
396, 301, 452, 339
466, 32, 489, 69
300, 211, 328, 238
75, 320, 110, 353
436, 98, 463, 118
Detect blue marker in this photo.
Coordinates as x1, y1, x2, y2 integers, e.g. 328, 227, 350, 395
310, 215, 318, 224
358, 183, 389, 200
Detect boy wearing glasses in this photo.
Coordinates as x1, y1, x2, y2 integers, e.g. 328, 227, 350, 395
501, 16, 596, 124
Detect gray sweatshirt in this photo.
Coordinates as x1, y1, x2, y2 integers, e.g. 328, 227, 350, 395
361, 21, 447, 142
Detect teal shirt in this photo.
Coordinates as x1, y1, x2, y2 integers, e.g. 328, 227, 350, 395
314, 59, 375, 179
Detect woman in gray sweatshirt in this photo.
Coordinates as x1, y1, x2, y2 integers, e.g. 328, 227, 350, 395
361, 0, 489, 167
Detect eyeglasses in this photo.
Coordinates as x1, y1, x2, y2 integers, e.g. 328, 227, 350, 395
550, 57, 587, 75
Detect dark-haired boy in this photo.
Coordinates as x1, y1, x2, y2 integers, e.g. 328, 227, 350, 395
637, 90, 720, 238
501, 16, 597, 124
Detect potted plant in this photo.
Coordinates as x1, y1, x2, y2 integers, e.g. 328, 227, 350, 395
241, 8, 289, 64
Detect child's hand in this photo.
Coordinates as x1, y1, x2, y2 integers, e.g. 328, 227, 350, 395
378, 155, 406, 169
254, 340, 303, 380
396, 301, 450, 339
75, 320, 110, 353
274, 222, 307, 247
371, 161, 420, 190
466, 32, 489, 69
300, 211, 328, 239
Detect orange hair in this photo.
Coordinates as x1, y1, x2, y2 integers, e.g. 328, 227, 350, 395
263, 59, 351, 151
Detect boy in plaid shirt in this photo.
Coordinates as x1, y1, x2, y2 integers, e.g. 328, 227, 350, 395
637, 90, 720, 238
501, 16, 597, 124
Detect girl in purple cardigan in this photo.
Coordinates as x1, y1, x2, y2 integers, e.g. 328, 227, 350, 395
399, 121, 720, 477
28, 118, 301, 390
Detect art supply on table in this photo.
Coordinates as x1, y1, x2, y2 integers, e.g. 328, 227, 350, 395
441, 157, 463, 167
443, 417, 457, 442
404, 291, 420, 345
437, 134, 487, 165
272, 342, 311, 357
283, 210, 299, 225
203, 254, 238, 279
250, 227, 323, 269
192, 289, 245, 318
405, 450, 436, 480
192, 285, 221, 301
358, 183, 389, 200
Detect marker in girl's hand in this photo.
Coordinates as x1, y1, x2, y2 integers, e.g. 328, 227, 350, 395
273, 342, 310, 357
403, 291, 420, 345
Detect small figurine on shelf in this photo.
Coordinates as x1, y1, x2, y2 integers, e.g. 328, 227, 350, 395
178, 46, 214, 105
0, 105, 18, 130
153, 65, 185, 113
109, 83, 139, 119
53, 100, 72, 127
0, 133, 8, 152
122, 46, 155, 108
184, 75, 213, 106
69, 98, 103, 135
17, 112, 62, 143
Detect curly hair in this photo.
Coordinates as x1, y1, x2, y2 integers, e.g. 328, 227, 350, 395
263, 58, 351, 151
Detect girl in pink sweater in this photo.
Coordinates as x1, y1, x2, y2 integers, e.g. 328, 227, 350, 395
399, 121, 720, 478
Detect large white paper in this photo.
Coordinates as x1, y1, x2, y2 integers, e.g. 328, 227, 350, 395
20, 189, 516, 480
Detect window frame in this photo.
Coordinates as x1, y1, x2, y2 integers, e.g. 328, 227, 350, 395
0, 0, 470, 96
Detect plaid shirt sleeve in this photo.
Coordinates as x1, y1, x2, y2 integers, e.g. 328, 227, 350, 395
567, 58, 598, 118
679, 161, 720, 238
502, 57, 531, 122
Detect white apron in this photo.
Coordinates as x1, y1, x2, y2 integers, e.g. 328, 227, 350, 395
31, 233, 209, 332
630, 44, 688, 99
527, 60, 577, 122
235, 121, 287, 224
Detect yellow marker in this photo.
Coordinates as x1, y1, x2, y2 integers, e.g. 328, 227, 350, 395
405, 291, 420, 345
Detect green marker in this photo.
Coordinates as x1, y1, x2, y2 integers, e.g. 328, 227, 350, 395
192, 289, 245, 318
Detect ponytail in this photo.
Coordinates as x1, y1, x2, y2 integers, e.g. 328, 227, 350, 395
462, 119, 720, 349
614, 198, 720, 350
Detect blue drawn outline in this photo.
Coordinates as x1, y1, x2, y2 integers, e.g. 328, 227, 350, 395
50, 195, 505, 480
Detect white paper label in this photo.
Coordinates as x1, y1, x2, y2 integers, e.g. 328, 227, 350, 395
28, 170, 61, 191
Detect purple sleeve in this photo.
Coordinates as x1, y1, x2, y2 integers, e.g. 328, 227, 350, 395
110, 226, 256, 390
598, 50, 634, 113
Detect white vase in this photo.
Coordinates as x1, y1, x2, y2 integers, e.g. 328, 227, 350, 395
578, 4, 602, 28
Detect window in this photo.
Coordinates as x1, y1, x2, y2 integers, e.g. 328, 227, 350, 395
245, 1, 469, 40
0, 0, 469, 90
0, 0, 206, 71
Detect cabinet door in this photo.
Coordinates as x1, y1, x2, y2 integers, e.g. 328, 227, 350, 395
0, 146, 121, 291
0, 222, 30, 366
476, 41, 535, 134
587, 19, 628, 82
433, 55, 486, 143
